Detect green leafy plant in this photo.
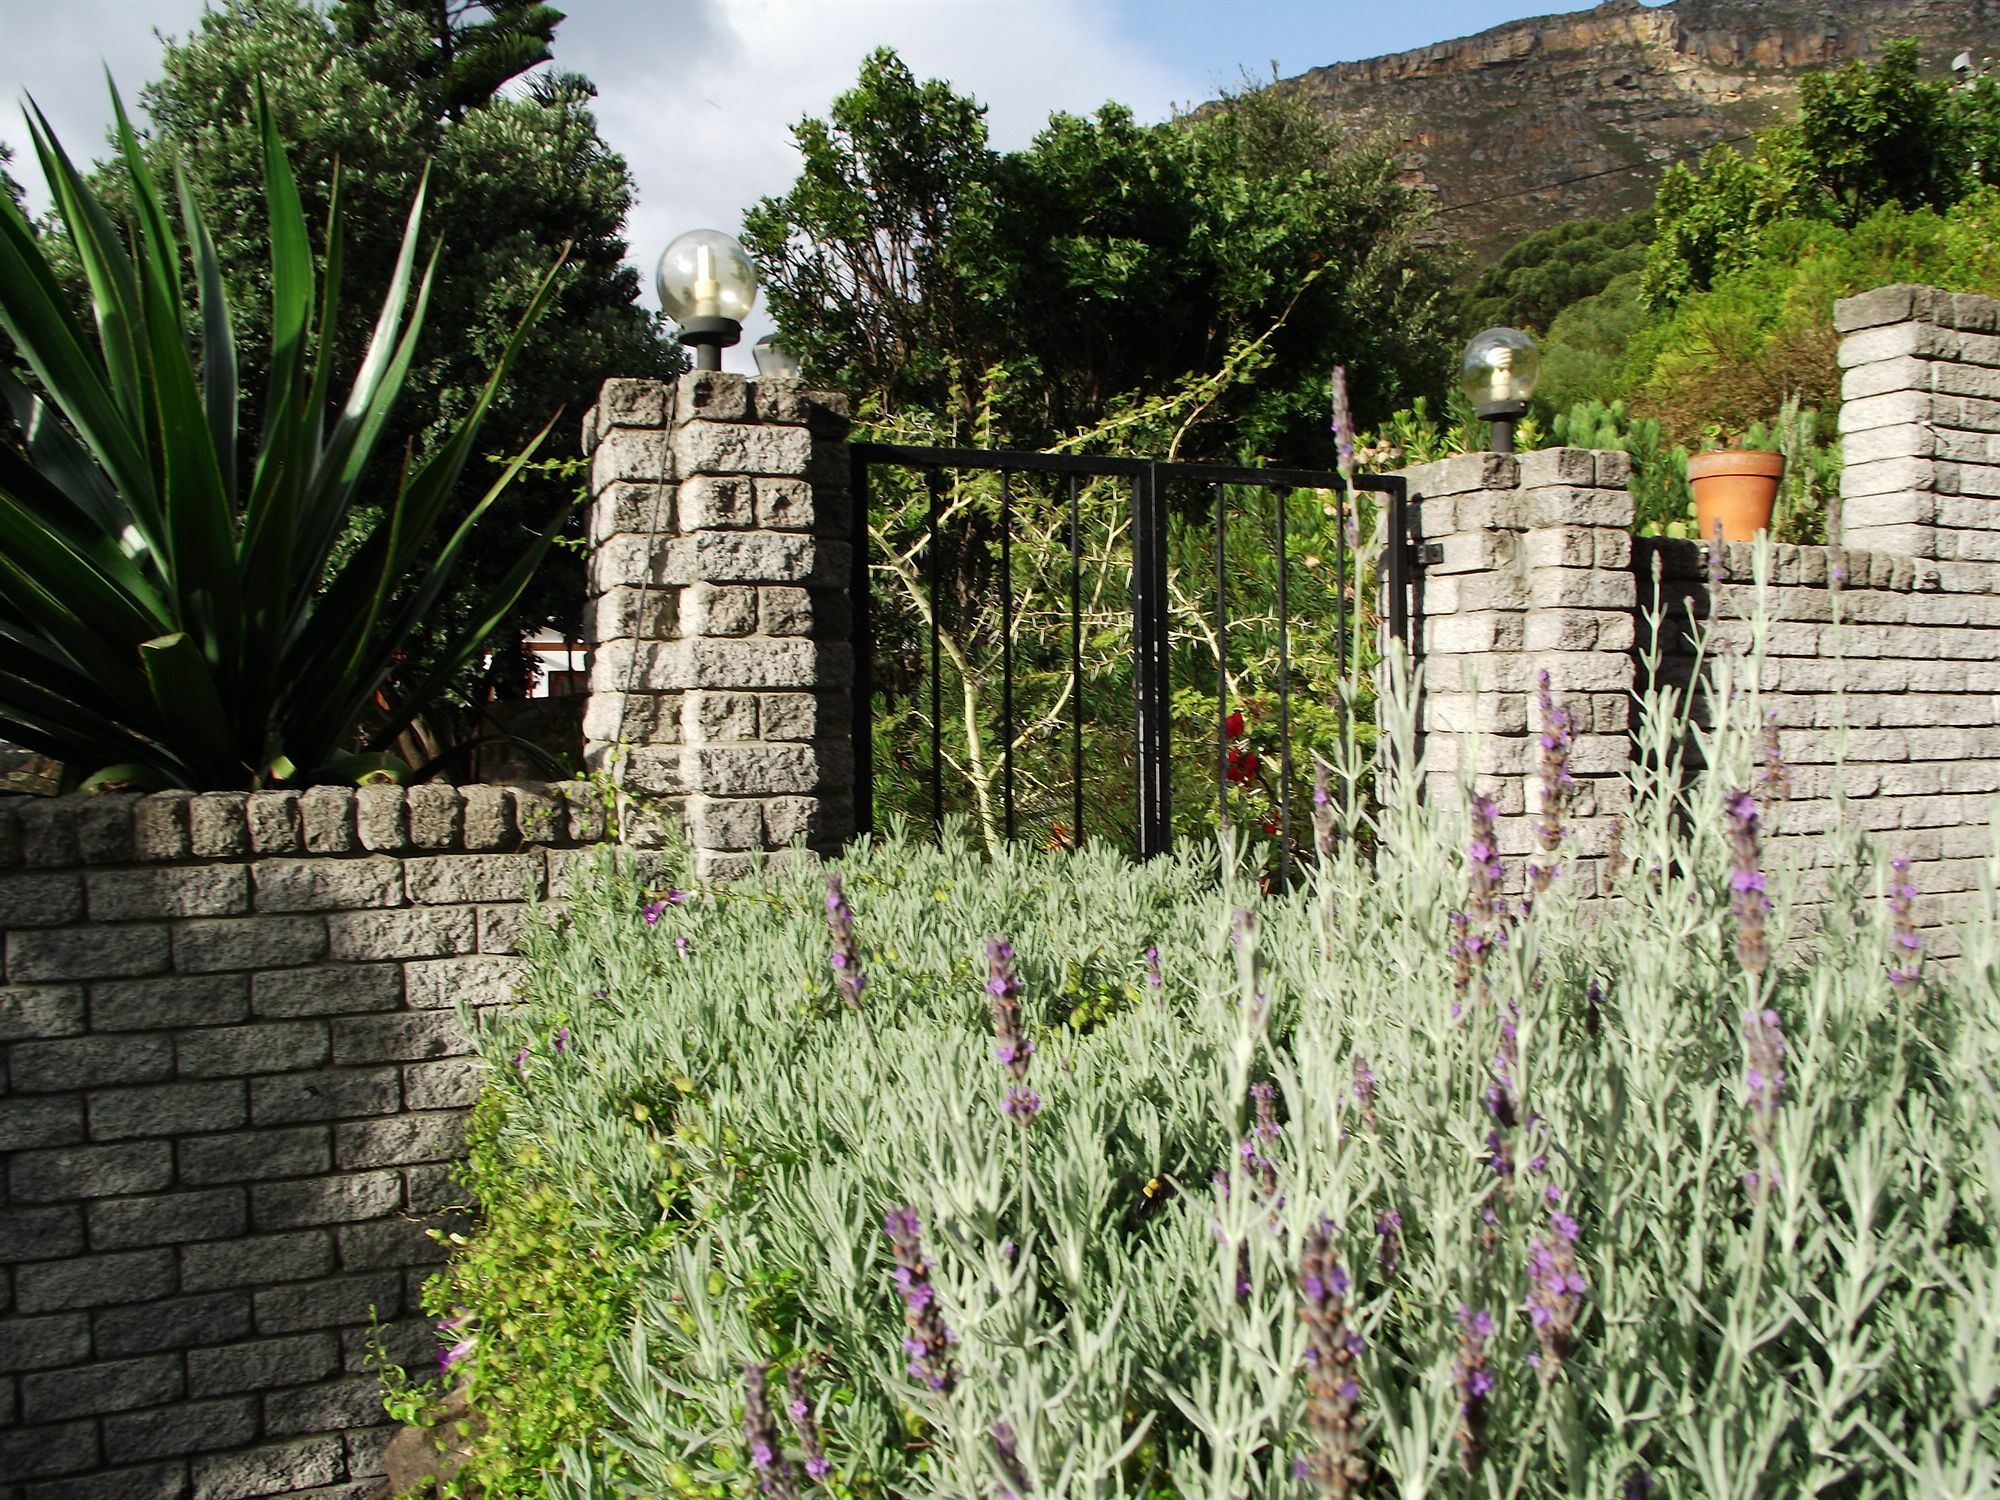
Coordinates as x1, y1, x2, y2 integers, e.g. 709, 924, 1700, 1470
0, 89, 568, 788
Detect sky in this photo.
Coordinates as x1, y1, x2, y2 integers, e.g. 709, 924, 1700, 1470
0, 0, 1653, 370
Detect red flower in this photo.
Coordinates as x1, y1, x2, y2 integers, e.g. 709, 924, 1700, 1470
1260, 815, 1279, 836
1227, 748, 1261, 785
1225, 711, 1246, 740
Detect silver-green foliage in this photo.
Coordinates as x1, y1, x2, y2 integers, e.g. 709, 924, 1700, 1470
477, 585, 2000, 1499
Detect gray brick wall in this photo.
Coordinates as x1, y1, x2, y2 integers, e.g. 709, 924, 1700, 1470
0, 785, 606, 1499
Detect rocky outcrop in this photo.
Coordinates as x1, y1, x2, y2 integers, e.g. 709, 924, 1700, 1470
1283, 0, 2000, 260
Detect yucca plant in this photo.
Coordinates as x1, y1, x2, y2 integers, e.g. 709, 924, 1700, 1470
0, 89, 568, 788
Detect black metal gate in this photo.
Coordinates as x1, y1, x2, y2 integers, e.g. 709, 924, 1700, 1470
849, 443, 1408, 872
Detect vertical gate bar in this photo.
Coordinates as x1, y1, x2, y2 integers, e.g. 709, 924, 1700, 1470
927, 469, 945, 842
1069, 470, 1083, 849
1276, 485, 1293, 892
1385, 476, 1409, 648
851, 456, 874, 837
1131, 471, 1147, 859
1213, 481, 1227, 831
1000, 468, 1016, 845
1147, 462, 1172, 858
1335, 476, 1348, 691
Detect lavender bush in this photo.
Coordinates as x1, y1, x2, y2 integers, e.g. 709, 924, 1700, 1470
440, 561, 2000, 1500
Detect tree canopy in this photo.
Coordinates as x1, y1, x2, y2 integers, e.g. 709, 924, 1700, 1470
743, 50, 1458, 467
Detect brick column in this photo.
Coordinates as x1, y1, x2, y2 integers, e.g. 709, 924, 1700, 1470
580, 373, 857, 878
1837, 283, 2000, 563
1396, 448, 1636, 891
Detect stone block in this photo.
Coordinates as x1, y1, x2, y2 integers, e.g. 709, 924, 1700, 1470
689, 743, 820, 796
0, 868, 83, 928
354, 787, 408, 850
404, 785, 461, 850
759, 692, 821, 741
475, 904, 532, 954
678, 474, 755, 528
1400, 452, 1518, 498
673, 419, 813, 477
178, 1127, 331, 1186
763, 796, 825, 846
329, 1011, 470, 1065
686, 795, 764, 850
460, 786, 515, 851
172, 915, 328, 973
0, 1311, 91, 1372
682, 690, 759, 742
176, 1020, 330, 1078
756, 477, 813, 528
86, 1186, 247, 1248
132, 791, 193, 860
251, 964, 403, 1018
263, 1374, 389, 1437
7, 923, 171, 981
0, 1419, 100, 1481
509, 785, 565, 845
9, 1033, 173, 1091
677, 369, 752, 421
104, 1398, 260, 1462
686, 530, 816, 583
1594, 450, 1633, 487
758, 585, 814, 636
586, 584, 676, 647
74, 796, 139, 863
21, 1354, 182, 1420
403, 853, 544, 905
1523, 485, 1634, 529
252, 1271, 402, 1335
245, 792, 304, 854
597, 376, 670, 429
1515, 447, 1595, 487
1, 982, 86, 1039
87, 865, 249, 920
250, 856, 404, 913
299, 788, 358, 855
678, 636, 819, 689
90, 974, 249, 1031
334, 1111, 466, 1171
403, 1056, 483, 1110
591, 426, 671, 489
89, 1082, 248, 1143
183, 1230, 337, 1294
11, 1141, 173, 1201
248, 1067, 400, 1126
325, 906, 475, 961
187, 1334, 341, 1398
1843, 421, 1937, 467
15, 799, 79, 866
15, 1248, 176, 1312
251, 1173, 403, 1231
0, 1097, 86, 1152
682, 580, 759, 634
401, 954, 523, 1009
559, 782, 609, 843
589, 479, 671, 543
91, 1292, 251, 1359
188, 793, 251, 857
337, 1215, 454, 1272
1834, 283, 1924, 332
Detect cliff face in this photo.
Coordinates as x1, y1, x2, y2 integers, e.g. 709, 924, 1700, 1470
1284, 0, 2000, 262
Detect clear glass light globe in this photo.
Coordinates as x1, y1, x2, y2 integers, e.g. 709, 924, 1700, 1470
752, 334, 803, 378
656, 229, 759, 323
1459, 326, 1541, 407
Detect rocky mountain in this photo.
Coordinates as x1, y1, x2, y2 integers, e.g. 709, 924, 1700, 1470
1284, 0, 2000, 263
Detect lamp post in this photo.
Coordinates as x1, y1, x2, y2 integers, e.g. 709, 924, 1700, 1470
1460, 326, 1541, 455
752, 333, 802, 379
656, 229, 759, 371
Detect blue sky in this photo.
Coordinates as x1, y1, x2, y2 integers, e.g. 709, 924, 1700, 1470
0, 0, 1658, 366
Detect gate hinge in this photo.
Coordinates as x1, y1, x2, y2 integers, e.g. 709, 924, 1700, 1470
1405, 541, 1444, 570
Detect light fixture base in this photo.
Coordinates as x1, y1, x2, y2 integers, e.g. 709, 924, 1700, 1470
1475, 398, 1529, 455
678, 315, 743, 372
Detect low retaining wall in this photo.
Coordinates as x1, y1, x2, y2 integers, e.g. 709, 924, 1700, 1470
0, 785, 609, 1500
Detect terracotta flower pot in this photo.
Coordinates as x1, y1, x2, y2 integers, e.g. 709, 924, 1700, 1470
1688, 449, 1786, 543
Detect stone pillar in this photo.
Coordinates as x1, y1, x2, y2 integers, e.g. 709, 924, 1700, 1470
579, 373, 856, 878
1395, 448, 1637, 891
1837, 283, 2000, 564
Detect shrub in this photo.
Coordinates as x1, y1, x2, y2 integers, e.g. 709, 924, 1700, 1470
414, 601, 2000, 1497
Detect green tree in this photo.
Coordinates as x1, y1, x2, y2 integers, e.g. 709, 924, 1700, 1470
743, 50, 1456, 466
1464, 213, 1651, 336
87, 0, 672, 698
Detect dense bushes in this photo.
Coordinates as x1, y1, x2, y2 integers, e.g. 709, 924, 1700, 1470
405, 596, 2000, 1497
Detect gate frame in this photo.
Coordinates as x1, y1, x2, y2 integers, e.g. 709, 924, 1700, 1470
848, 442, 1408, 862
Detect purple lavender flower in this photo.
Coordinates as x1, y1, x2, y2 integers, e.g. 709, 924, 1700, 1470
1330, 366, 1356, 483
987, 938, 1040, 1125
1525, 1209, 1586, 1385
1374, 1209, 1402, 1281
1743, 1006, 1787, 1168
1887, 855, 1923, 993
675, 935, 691, 956
1352, 1055, 1377, 1130
1623, 1470, 1655, 1499
642, 900, 666, 925
883, 1208, 956, 1393
785, 1366, 831, 1484
436, 1308, 475, 1375
742, 1361, 800, 1499
990, 1422, 1032, 1500
825, 873, 866, 1010
1311, 757, 1338, 861
512, 1046, 530, 1076
1468, 792, 1502, 930
1298, 1220, 1369, 1496
1454, 1305, 1494, 1474
1144, 944, 1163, 991
1759, 710, 1790, 802
1725, 789, 1770, 975
1708, 517, 1726, 590
552, 1026, 570, 1054
1585, 977, 1604, 1037
1527, 671, 1576, 899
1245, 1081, 1281, 1201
